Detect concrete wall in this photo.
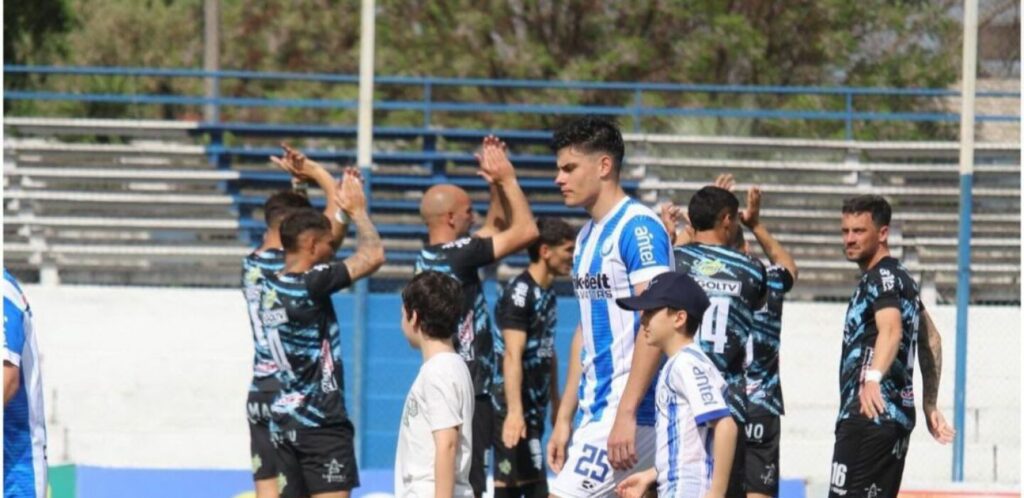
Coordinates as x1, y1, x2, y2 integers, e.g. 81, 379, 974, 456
24, 285, 1019, 489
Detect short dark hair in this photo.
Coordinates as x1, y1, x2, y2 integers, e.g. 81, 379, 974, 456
279, 208, 330, 252
551, 116, 625, 173
402, 271, 465, 341
842, 195, 892, 228
527, 217, 577, 262
688, 186, 739, 231
264, 191, 312, 228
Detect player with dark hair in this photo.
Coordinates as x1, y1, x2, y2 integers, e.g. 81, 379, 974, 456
672, 183, 767, 498
662, 177, 797, 498
261, 170, 385, 498
243, 145, 349, 498
829, 195, 953, 498
547, 116, 674, 498
492, 217, 576, 497
415, 136, 539, 497
395, 271, 476, 498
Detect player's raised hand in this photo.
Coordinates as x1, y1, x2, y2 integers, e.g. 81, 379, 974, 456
336, 169, 367, 215
925, 407, 955, 444
607, 414, 638, 470
713, 173, 735, 191
501, 412, 527, 449
477, 135, 515, 185
740, 186, 762, 228
546, 420, 571, 473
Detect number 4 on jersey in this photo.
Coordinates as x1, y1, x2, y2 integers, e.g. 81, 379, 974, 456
700, 297, 731, 354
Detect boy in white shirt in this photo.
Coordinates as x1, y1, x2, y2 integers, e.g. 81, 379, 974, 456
395, 271, 476, 498
614, 272, 739, 498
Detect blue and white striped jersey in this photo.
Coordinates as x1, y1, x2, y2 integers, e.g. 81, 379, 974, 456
572, 197, 673, 428
3, 269, 47, 498
655, 344, 730, 498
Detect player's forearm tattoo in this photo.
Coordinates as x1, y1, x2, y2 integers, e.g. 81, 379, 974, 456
918, 312, 943, 409
345, 212, 384, 279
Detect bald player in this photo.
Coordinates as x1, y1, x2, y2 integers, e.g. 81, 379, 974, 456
415, 136, 539, 497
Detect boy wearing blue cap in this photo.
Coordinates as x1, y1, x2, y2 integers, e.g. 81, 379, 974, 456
614, 272, 739, 498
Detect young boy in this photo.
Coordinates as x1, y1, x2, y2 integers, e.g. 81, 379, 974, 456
395, 271, 476, 498
614, 272, 739, 498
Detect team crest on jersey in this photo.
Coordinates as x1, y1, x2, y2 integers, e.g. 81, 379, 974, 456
262, 288, 280, 310
245, 265, 262, 285
600, 238, 615, 256
696, 258, 726, 277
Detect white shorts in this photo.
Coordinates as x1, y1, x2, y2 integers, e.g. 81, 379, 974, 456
549, 417, 657, 498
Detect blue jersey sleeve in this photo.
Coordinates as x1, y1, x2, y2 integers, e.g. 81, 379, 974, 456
4, 295, 25, 366
618, 214, 672, 284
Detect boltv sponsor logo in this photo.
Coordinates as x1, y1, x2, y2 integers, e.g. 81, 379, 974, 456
696, 277, 742, 297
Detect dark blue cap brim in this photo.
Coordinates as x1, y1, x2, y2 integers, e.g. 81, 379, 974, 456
615, 294, 670, 311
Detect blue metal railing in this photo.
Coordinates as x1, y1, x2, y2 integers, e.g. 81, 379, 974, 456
5, 65, 1020, 140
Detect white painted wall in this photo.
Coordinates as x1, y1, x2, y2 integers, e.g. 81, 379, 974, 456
23, 285, 1020, 488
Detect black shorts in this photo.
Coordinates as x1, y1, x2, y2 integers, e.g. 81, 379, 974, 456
492, 419, 547, 487
828, 416, 910, 498
470, 395, 494, 496
726, 419, 747, 498
274, 421, 360, 498
247, 390, 279, 481
744, 415, 781, 496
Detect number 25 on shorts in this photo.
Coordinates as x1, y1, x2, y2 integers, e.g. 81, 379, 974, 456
573, 444, 611, 483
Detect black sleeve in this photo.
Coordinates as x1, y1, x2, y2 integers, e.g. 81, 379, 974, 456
495, 279, 532, 332
754, 258, 769, 302
869, 266, 900, 312
448, 236, 496, 271
304, 262, 353, 301
769, 265, 795, 294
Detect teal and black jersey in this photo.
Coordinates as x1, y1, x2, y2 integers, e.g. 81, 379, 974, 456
242, 248, 286, 392
674, 243, 767, 423
491, 271, 558, 428
415, 236, 497, 396
261, 262, 353, 431
746, 264, 794, 418
839, 256, 922, 432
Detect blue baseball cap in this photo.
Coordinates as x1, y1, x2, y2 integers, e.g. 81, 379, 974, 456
615, 271, 711, 322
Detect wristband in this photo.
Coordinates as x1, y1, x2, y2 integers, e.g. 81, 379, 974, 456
864, 369, 883, 383
335, 209, 352, 224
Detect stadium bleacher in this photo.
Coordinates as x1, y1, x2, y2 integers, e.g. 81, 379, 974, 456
3, 117, 1020, 302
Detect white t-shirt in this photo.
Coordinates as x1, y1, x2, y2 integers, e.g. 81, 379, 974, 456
394, 352, 475, 498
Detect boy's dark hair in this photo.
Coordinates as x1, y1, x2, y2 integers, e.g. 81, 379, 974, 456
402, 271, 465, 341
842, 195, 892, 228
688, 186, 739, 231
264, 191, 313, 228
527, 217, 577, 262
279, 208, 330, 252
669, 307, 702, 336
551, 116, 625, 174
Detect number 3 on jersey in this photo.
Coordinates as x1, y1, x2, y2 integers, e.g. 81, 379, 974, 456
700, 297, 731, 354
